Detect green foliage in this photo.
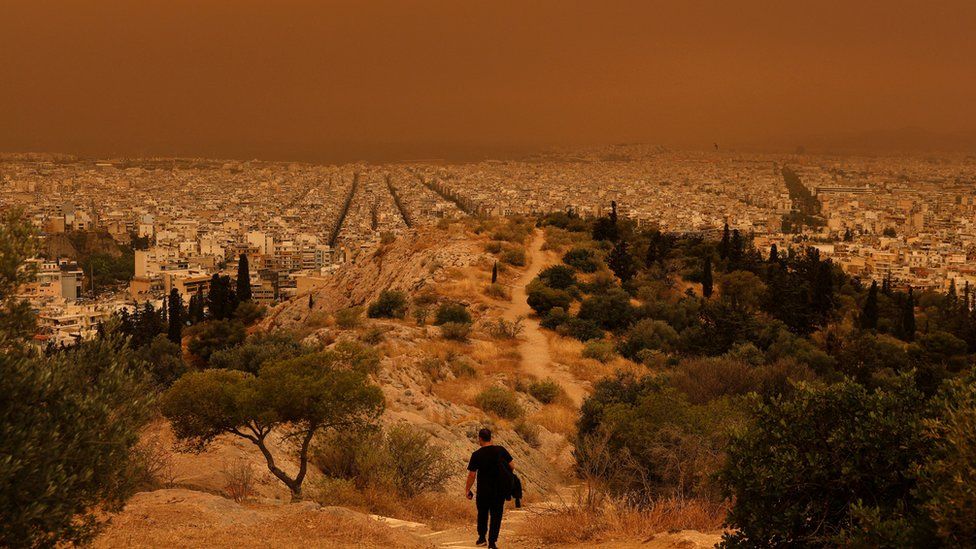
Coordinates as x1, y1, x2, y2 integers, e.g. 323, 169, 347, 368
162, 343, 384, 498
557, 317, 605, 342
208, 332, 308, 373
434, 302, 472, 325
578, 287, 635, 331
367, 289, 409, 319
540, 307, 571, 330
384, 424, 454, 497
186, 319, 246, 364
0, 210, 37, 343
527, 378, 564, 404
1, 337, 153, 547
720, 376, 933, 547
538, 265, 577, 290
476, 386, 524, 419
582, 340, 616, 363
134, 334, 188, 388
233, 300, 266, 325
527, 280, 573, 316
617, 319, 678, 359
562, 247, 600, 272
500, 246, 527, 266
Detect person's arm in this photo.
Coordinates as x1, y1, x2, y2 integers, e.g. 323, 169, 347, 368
504, 448, 515, 471
465, 471, 476, 499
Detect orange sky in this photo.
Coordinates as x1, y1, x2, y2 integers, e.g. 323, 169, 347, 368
2, 1, 975, 161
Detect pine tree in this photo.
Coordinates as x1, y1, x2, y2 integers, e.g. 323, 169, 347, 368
702, 256, 713, 298
768, 243, 778, 263
236, 254, 252, 302
607, 240, 636, 284
491, 261, 498, 284
860, 280, 879, 331
729, 229, 744, 268
719, 223, 731, 260
167, 288, 183, 344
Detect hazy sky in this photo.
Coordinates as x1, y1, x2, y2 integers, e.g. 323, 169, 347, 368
2, 1, 975, 161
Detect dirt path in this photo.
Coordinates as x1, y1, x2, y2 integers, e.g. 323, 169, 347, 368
503, 230, 587, 407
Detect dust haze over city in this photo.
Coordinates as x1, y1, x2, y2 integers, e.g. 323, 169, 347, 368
3, 2, 976, 549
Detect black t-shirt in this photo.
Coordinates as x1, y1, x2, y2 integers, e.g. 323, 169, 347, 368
467, 445, 513, 497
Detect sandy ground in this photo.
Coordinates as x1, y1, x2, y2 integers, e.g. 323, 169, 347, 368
503, 230, 587, 407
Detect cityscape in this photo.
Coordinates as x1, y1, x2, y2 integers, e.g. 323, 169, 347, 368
5, 148, 976, 346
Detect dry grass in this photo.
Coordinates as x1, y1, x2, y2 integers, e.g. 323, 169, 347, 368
548, 334, 643, 383
315, 479, 475, 531
431, 378, 485, 407
520, 496, 727, 545
529, 403, 578, 437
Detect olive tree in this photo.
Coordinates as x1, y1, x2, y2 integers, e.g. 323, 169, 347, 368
161, 343, 384, 499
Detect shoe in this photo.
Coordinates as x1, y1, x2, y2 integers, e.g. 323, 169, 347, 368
488, 543, 498, 549
475, 537, 487, 546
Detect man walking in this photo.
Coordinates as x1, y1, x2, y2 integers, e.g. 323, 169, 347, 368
465, 428, 514, 549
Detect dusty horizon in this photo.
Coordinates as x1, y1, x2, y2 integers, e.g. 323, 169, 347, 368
3, 1, 976, 162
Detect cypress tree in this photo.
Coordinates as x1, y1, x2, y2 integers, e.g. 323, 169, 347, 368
729, 229, 744, 268
607, 240, 636, 284
236, 254, 252, 302
719, 223, 731, 260
609, 200, 618, 225
768, 243, 778, 263
902, 287, 916, 342
308, 293, 314, 310
491, 261, 498, 284
208, 274, 223, 319
702, 256, 713, 298
167, 288, 183, 344
860, 280, 879, 331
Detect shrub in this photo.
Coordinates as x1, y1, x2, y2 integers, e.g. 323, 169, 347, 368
385, 424, 453, 497
208, 332, 307, 374
538, 265, 578, 290
514, 420, 541, 448
440, 322, 471, 341
233, 301, 267, 325
484, 241, 503, 254
563, 247, 600, 273
527, 281, 573, 316
134, 334, 188, 388
578, 288, 635, 331
486, 317, 524, 339
720, 376, 931, 547
500, 247, 527, 266
617, 319, 679, 359
221, 458, 256, 503
335, 307, 363, 329
582, 340, 616, 363
557, 318, 605, 342
367, 290, 408, 319
476, 386, 524, 419
434, 302, 472, 325
540, 307, 571, 330
360, 326, 386, 345
528, 379, 564, 404
484, 282, 510, 300
186, 319, 246, 364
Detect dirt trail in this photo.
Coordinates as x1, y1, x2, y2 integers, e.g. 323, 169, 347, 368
503, 230, 587, 407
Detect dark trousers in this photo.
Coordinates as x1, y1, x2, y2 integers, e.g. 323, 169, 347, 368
476, 495, 505, 543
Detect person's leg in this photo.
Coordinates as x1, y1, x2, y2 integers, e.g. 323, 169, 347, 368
476, 496, 489, 541
487, 497, 505, 544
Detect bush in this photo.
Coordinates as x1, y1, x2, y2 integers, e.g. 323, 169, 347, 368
486, 317, 524, 339
367, 290, 409, 319
557, 318, 605, 342
134, 334, 188, 388
617, 319, 679, 359
563, 247, 600, 273
500, 247, 527, 266
434, 302, 472, 325
233, 301, 267, 325
578, 288, 636, 331
540, 307, 571, 330
385, 424, 453, 497
476, 386, 524, 419
720, 376, 932, 547
527, 281, 573, 316
538, 265, 578, 290
208, 332, 307, 374
514, 420, 541, 448
440, 322, 471, 341
528, 379, 564, 404
186, 319, 246, 364
484, 241, 503, 254
335, 307, 363, 329
582, 340, 616, 363
484, 283, 510, 300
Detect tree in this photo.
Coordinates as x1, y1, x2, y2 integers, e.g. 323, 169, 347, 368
607, 240, 636, 284
538, 265, 577, 290
768, 243, 778, 263
1, 212, 153, 547
719, 223, 731, 260
527, 282, 573, 317
861, 280, 879, 331
367, 290, 409, 319
901, 287, 917, 342
721, 376, 933, 547
236, 254, 252, 302
729, 229, 744, 268
187, 319, 246, 364
161, 343, 384, 500
167, 288, 184, 344
702, 256, 714, 298
491, 261, 498, 284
